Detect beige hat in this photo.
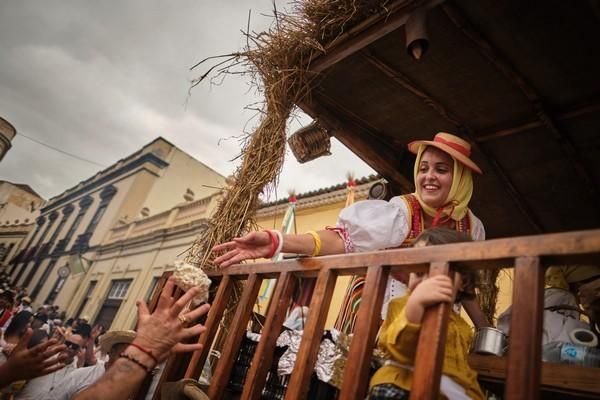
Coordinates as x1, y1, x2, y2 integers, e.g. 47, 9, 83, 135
21, 296, 32, 304
99, 330, 136, 354
408, 132, 482, 174
161, 379, 209, 400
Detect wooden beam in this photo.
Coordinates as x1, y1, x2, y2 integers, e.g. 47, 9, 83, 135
470, 354, 600, 396
208, 274, 263, 400
477, 102, 600, 143
241, 272, 297, 400
309, 0, 440, 73
285, 268, 337, 400
184, 275, 234, 380
442, 2, 600, 206
410, 261, 452, 400
505, 256, 544, 400
298, 96, 414, 193
361, 50, 545, 232
339, 265, 390, 400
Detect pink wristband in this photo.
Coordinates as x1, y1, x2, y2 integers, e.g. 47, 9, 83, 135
264, 230, 279, 259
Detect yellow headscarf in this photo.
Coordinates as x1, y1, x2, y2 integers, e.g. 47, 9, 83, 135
413, 144, 473, 221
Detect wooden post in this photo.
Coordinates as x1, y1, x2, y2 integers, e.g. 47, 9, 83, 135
241, 272, 297, 400
505, 256, 544, 400
339, 265, 389, 400
410, 261, 451, 400
284, 268, 337, 400
184, 275, 234, 379
208, 274, 263, 400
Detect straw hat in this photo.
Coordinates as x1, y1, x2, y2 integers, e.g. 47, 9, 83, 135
21, 296, 32, 304
99, 330, 136, 353
161, 379, 209, 400
408, 132, 482, 174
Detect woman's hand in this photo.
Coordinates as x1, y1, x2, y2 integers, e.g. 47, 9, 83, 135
132, 276, 211, 362
0, 328, 67, 388
406, 275, 455, 324
212, 231, 273, 268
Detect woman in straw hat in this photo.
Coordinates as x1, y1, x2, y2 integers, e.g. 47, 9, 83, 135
214, 132, 487, 319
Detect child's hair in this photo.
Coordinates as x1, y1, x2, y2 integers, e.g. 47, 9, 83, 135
413, 228, 478, 302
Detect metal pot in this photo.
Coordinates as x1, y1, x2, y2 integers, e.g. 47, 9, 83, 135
471, 327, 508, 356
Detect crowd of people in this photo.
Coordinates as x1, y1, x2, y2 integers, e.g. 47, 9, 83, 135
0, 272, 210, 399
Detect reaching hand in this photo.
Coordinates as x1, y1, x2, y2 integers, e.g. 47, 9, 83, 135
212, 231, 273, 268
132, 276, 211, 362
1, 328, 67, 385
90, 324, 103, 340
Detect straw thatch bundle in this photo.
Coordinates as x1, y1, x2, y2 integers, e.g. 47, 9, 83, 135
186, 0, 398, 270
476, 269, 501, 325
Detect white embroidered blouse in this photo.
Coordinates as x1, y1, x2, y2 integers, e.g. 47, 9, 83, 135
334, 196, 485, 319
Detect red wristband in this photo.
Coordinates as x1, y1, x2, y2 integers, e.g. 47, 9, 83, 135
129, 342, 158, 364
264, 230, 278, 259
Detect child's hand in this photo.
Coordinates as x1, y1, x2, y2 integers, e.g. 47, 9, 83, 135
406, 275, 455, 324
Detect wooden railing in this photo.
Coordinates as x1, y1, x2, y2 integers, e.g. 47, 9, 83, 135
159, 229, 600, 400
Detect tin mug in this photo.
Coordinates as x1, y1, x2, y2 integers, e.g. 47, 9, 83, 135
471, 327, 509, 356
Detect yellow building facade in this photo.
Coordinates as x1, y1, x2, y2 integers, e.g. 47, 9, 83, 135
9, 137, 226, 314
0, 181, 45, 270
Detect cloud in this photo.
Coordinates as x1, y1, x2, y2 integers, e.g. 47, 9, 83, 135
0, 0, 375, 202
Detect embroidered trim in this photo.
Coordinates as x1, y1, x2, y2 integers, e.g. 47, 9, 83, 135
401, 194, 423, 247
326, 226, 354, 253
401, 194, 471, 246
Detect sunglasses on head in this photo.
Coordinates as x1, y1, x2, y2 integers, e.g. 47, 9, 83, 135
64, 340, 80, 351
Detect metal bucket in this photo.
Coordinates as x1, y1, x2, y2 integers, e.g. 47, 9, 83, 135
471, 327, 508, 356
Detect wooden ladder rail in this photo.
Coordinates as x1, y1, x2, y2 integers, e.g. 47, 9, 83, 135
505, 256, 544, 400
240, 271, 297, 400
177, 229, 599, 400
338, 264, 390, 400
284, 267, 338, 399
184, 275, 234, 380
410, 261, 452, 400
208, 273, 263, 400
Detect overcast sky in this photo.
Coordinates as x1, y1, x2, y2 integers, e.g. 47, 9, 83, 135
0, 1, 375, 203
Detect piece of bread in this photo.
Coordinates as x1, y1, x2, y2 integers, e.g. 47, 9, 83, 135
173, 261, 211, 302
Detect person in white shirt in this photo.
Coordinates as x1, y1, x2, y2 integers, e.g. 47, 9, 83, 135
15, 334, 86, 400
46, 330, 137, 400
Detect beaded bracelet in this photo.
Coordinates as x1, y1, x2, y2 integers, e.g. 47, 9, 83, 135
119, 352, 154, 373
128, 343, 158, 365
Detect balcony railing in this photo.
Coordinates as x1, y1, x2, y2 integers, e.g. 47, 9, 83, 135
21, 245, 38, 264
153, 229, 600, 400
71, 232, 93, 254
52, 238, 69, 255
35, 242, 52, 260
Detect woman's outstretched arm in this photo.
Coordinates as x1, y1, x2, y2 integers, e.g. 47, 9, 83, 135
212, 229, 345, 268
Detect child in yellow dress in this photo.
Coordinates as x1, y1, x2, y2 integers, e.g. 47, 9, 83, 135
368, 228, 484, 400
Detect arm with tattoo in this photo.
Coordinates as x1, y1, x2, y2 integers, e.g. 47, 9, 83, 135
73, 276, 210, 400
